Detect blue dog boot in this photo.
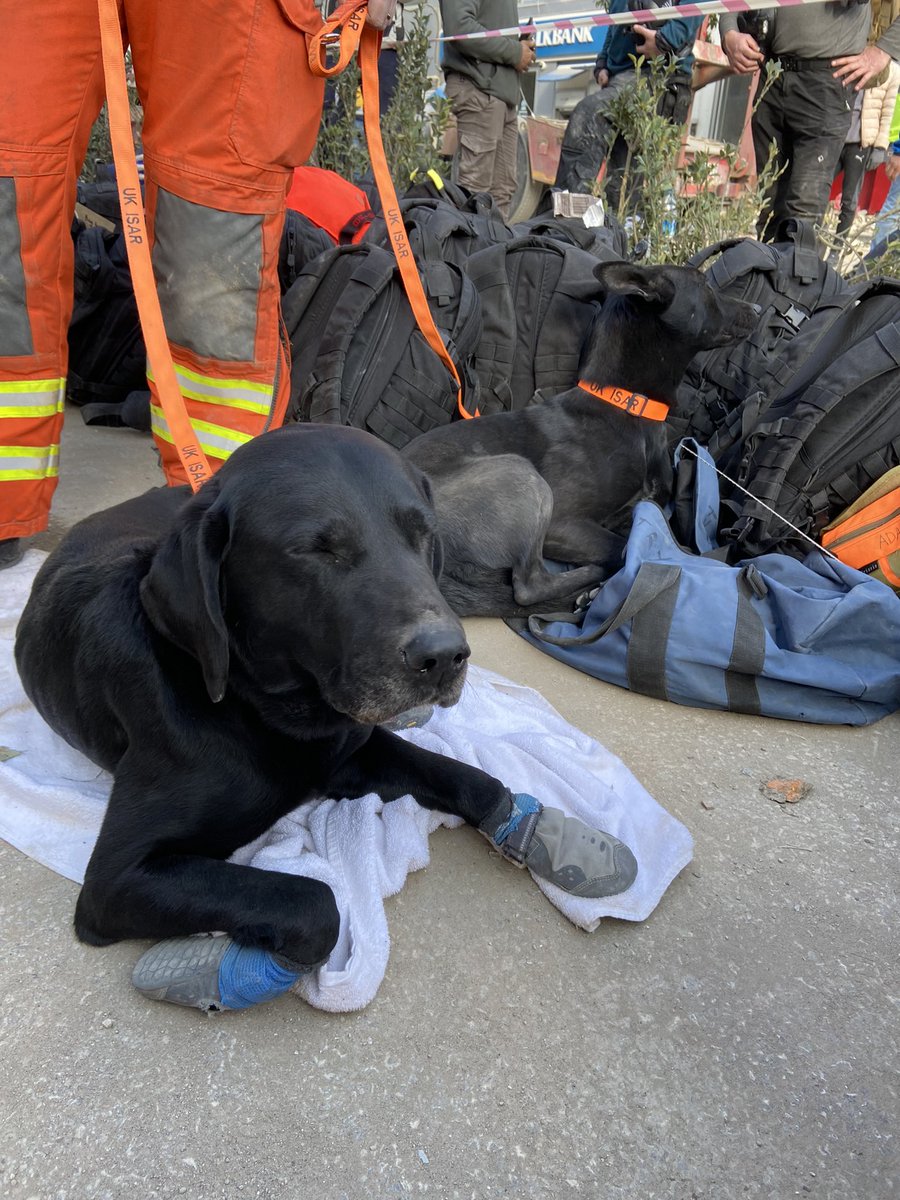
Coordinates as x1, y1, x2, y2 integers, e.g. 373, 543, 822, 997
479, 792, 638, 899
131, 934, 309, 1012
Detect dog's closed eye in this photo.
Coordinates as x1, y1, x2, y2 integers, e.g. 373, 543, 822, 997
288, 523, 363, 567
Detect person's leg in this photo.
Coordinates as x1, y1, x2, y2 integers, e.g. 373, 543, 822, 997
125, 0, 324, 484
835, 142, 867, 238
870, 173, 900, 250
446, 73, 508, 198
490, 100, 519, 219
772, 70, 853, 236
751, 71, 789, 238
554, 72, 634, 194
0, 0, 107, 560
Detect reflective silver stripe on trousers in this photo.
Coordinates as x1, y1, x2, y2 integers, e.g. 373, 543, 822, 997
0, 177, 35, 356
152, 190, 264, 364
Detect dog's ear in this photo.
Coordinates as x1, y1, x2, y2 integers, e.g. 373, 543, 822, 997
593, 262, 677, 309
140, 481, 231, 704
412, 469, 444, 580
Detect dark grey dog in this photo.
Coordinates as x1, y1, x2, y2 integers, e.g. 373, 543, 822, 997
403, 261, 759, 617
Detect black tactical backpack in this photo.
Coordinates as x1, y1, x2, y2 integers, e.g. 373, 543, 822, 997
670, 219, 852, 445
283, 242, 482, 449
461, 235, 622, 415
709, 278, 900, 558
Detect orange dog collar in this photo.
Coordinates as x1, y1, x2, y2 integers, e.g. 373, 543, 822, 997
577, 380, 669, 422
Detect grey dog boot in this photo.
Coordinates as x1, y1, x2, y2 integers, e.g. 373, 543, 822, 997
479, 792, 638, 899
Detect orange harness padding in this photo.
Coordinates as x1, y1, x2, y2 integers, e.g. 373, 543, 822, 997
821, 480, 900, 588
578, 384, 672, 427
308, 2, 476, 419
577, 380, 669, 422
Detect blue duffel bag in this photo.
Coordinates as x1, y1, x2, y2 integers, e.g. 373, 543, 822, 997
512, 447, 900, 725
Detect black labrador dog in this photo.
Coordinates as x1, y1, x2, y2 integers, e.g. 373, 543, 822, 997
404, 261, 759, 616
15, 425, 636, 1012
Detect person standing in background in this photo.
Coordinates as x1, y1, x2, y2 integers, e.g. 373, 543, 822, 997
832, 60, 900, 250
720, 0, 900, 239
553, 0, 702, 198
439, 0, 535, 218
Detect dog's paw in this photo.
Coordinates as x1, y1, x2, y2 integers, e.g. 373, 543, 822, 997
480, 793, 638, 899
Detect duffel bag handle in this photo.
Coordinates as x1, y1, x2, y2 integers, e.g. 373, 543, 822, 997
527, 558, 767, 712
527, 562, 682, 703
527, 562, 682, 647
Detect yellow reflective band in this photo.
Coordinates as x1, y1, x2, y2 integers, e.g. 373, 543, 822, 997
0, 378, 66, 392
150, 406, 252, 460
0, 378, 66, 420
0, 443, 60, 481
147, 364, 273, 416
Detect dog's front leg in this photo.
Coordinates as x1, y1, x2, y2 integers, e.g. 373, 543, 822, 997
325, 728, 638, 900
74, 760, 341, 971
324, 726, 510, 827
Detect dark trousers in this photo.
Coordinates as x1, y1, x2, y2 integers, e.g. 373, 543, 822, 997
555, 70, 693, 209
752, 65, 854, 239
834, 142, 869, 237
554, 69, 639, 194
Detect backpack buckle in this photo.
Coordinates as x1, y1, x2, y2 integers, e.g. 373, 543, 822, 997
783, 303, 808, 330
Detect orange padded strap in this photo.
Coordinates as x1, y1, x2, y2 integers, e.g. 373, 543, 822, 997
96, 0, 213, 489
309, 2, 475, 419
577, 380, 669, 422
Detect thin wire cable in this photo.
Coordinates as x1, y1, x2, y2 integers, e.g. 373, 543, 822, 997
678, 441, 839, 560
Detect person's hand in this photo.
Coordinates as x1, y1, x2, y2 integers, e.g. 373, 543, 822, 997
886, 152, 900, 183
594, 67, 610, 87
831, 45, 891, 90
722, 28, 764, 74
517, 38, 536, 71
365, 0, 396, 29
632, 24, 660, 58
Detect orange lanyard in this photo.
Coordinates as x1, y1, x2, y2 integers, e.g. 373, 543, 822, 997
96, 0, 213, 488
309, 2, 475, 419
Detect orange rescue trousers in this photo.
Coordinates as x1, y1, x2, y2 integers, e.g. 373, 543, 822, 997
0, 0, 325, 539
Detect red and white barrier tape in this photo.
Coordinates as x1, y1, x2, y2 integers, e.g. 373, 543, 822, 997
438, 0, 832, 42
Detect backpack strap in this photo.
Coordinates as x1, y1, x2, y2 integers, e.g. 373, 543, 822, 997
774, 217, 821, 285
728, 323, 900, 551
686, 236, 748, 271
300, 248, 411, 426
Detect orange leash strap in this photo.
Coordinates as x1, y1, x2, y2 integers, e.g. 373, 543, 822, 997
96, 0, 213, 488
577, 380, 669, 422
309, 2, 475, 419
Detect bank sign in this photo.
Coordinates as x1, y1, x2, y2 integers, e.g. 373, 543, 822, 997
530, 19, 608, 60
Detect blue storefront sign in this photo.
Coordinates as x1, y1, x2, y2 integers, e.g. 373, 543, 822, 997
530, 16, 608, 60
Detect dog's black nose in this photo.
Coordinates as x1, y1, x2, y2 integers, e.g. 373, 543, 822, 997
402, 626, 470, 678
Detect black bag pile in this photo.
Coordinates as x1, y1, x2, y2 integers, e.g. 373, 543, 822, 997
67, 182, 150, 430
667, 218, 900, 561
283, 180, 626, 448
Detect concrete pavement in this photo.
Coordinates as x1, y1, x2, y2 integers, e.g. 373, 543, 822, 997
1, 411, 897, 1200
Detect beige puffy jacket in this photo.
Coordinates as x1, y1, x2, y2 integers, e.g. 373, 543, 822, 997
861, 61, 900, 150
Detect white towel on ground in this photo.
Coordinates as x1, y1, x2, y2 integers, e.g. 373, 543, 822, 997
0, 551, 693, 1012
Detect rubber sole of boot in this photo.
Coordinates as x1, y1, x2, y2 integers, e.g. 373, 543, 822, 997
524, 807, 638, 898
132, 934, 233, 1012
